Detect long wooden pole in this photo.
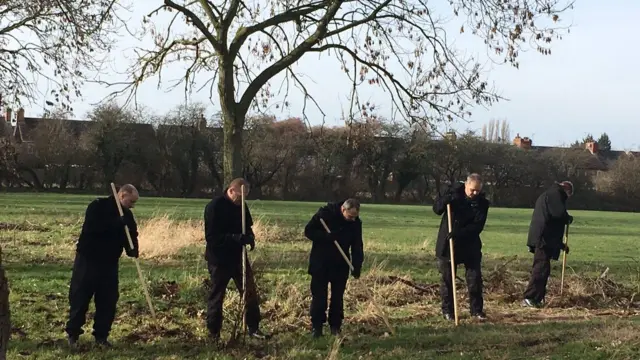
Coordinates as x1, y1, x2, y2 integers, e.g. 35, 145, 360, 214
241, 184, 247, 337
109, 183, 155, 318
560, 224, 570, 296
447, 204, 459, 326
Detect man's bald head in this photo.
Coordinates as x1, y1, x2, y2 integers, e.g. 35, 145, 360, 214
117, 184, 139, 208
226, 178, 250, 204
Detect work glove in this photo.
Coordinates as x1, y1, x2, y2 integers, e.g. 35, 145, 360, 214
127, 248, 139, 258
566, 215, 573, 225
445, 229, 458, 241
563, 243, 570, 254
240, 234, 255, 251
351, 268, 361, 279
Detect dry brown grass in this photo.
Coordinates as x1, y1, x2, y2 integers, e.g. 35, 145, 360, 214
252, 216, 304, 243
137, 214, 204, 259
137, 214, 301, 259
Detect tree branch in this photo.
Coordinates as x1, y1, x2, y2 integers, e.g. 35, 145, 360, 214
227, 0, 330, 60
165, 0, 224, 53
237, 0, 346, 115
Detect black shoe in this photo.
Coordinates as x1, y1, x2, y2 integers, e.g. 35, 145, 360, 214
248, 328, 268, 340
67, 335, 78, 348
95, 338, 112, 347
521, 298, 543, 308
472, 312, 487, 320
330, 326, 341, 336
312, 327, 323, 338
443, 313, 454, 321
208, 331, 220, 343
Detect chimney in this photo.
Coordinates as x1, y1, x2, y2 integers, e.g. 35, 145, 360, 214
197, 114, 207, 130
17, 107, 24, 123
445, 131, 457, 141
585, 141, 598, 154
513, 133, 532, 149
5, 108, 11, 123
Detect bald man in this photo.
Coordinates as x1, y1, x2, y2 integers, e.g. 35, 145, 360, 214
65, 184, 140, 348
433, 173, 490, 321
522, 181, 573, 308
204, 178, 267, 341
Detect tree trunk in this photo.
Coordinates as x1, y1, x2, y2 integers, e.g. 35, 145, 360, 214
0, 245, 10, 360
219, 57, 244, 186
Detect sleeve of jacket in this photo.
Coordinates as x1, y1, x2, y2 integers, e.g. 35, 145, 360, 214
433, 189, 452, 215
204, 201, 237, 247
245, 203, 255, 238
304, 206, 331, 242
351, 220, 364, 272
456, 199, 489, 238
545, 190, 570, 222
123, 209, 139, 256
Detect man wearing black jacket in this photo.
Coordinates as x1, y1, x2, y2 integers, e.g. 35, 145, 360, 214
203, 178, 267, 340
522, 181, 573, 308
304, 198, 364, 337
433, 174, 489, 321
65, 184, 140, 347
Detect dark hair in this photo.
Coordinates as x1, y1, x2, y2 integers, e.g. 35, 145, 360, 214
228, 177, 249, 189
342, 198, 360, 211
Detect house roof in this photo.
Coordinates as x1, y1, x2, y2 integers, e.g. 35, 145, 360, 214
13, 117, 157, 143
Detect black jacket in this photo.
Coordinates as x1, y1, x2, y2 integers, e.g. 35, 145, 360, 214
433, 183, 489, 262
527, 183, 571, 260
76, 195, 139, 264
304, 201, 364, 276
204, 193, 254, 267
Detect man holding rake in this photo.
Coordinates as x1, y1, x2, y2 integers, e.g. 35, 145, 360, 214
433, 173, 489, 322
304, 198, 364, 337
65, 184, 140, 348
203, 178, 267, 341
522, 181, 573, 308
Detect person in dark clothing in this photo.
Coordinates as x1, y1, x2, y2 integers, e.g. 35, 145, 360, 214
522, 181, 573, 308
304, 198, 364, 337
203, 178, 267, 341
65, 184, 140, 348
432, 173, 489, 321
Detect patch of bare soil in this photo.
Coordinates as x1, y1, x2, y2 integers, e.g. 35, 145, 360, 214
122, 322, 195, 343
150, 280, 180, 301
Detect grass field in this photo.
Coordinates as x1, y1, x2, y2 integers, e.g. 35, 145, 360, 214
1, 192, 640, 359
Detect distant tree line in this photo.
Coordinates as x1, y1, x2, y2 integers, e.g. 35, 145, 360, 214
1, 103, 639, 211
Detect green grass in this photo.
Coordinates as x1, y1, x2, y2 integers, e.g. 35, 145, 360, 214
1, 192, 640, 359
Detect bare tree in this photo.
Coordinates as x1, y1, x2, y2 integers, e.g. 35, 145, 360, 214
82, 102, 137, 189
102, 0, 573, 184
31, 109, 78, 189
0, 0, 128, 111
482, 118, 511, 143
157, 103, 208, 196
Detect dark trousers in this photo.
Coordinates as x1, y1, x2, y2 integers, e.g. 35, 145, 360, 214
206, 259, 261, 335
438, 256, 483, 315
65, 252, 119, 339
309, 270, 349, 329
523, 247, 552, 302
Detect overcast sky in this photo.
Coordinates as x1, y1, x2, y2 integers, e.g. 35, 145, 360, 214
24, 0, 640, 150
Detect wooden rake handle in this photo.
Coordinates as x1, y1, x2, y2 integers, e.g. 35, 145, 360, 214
446, 203, 459, 326
560, 223, 570, 296
319, 218, 355, 272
